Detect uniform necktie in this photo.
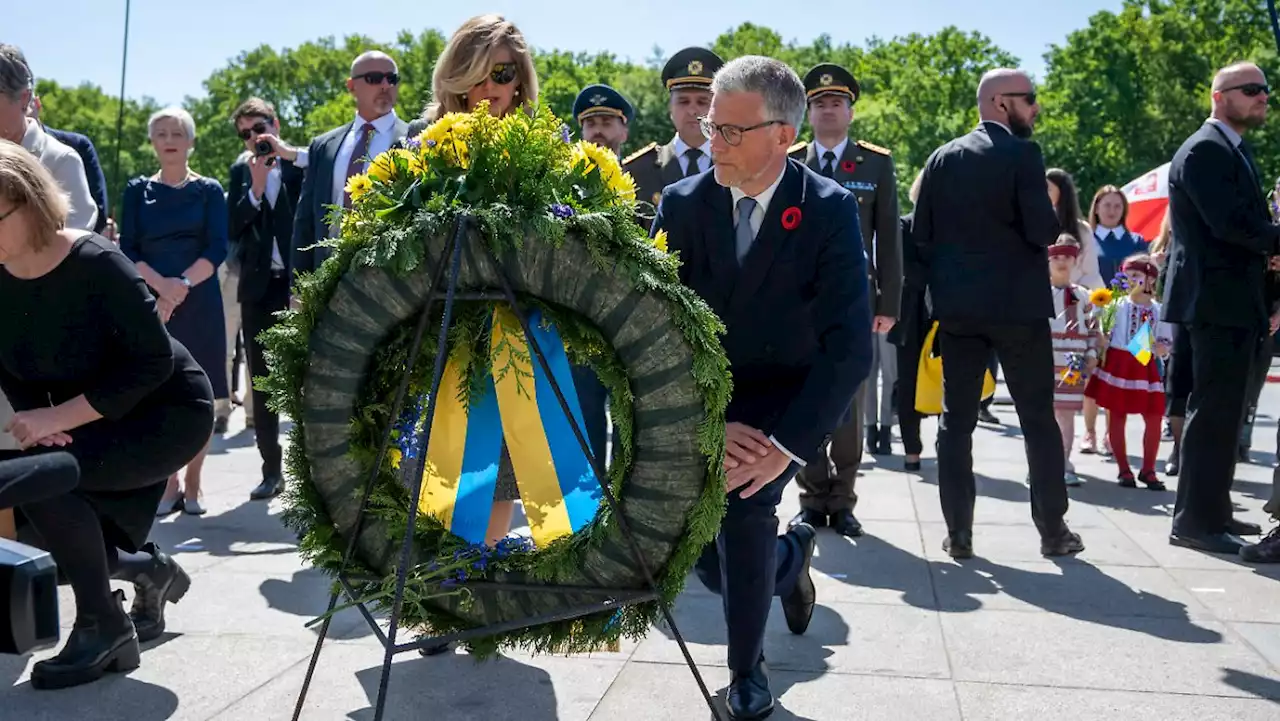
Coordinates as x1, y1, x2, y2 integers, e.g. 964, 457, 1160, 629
822, 150, 836, 178
342, 122, 376, 208
684, 148, 704, 178
735, 196, 758, 264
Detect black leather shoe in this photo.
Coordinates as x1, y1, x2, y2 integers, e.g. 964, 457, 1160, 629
874, 425, 892, 455
32, 590, 140, 690
1041, 527, 1085, 557
128, 543, 191, 643
830, 510, 863, 538
1240, 526, 1280, 563
727, 660, 775, 720
1169, 530, 1248, 555
943, 531, 974, 559
904, 456, 922, 472
250, 474, 284, 500
782, 523, 817, 635
1228, 518, 1263, 537
789, 509, 827, 529
866, 424, 879, 456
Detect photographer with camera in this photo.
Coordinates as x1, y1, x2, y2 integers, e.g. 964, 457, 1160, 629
228, 98, 305, 502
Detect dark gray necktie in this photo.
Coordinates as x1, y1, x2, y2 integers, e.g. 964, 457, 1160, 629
735, 197, 758, 263
684, 148, 703, 178
821, 150, 836, 178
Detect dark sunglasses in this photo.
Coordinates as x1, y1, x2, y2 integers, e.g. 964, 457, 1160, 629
1001, 91, 1038, 105
237, 121, 270, 141
1225, 82, 1271, 97
488, 62, 517, 86
353, 71, 399, 86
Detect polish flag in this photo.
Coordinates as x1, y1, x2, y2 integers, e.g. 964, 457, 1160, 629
1121, 163, 1169, 241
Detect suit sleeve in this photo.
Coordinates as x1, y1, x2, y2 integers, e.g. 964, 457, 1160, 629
51, 150, 98, 232
228, 162, 262, 239
874, 155, 903, 318
291, 137, 322, 275
78, 138, 109, 233
1180, 141, 1280, 256
118, 180, 143, 263
1015, 141, 1058, 248
913, 154, 936, 272
650, 189, 690, 285
771, 194, 873, 463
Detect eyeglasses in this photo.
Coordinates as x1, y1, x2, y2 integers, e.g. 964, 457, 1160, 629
488, 62, 517, 86
237, 121, 270, 141
1224, 82, 1271, 97
1000, 91, 1038, 105
698, 116, 785, 146
353, 71, 400, 86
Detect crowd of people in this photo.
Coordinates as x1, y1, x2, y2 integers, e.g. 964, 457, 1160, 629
0, 14, 1278, 719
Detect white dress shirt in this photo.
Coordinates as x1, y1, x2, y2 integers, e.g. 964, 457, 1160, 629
330, 110, 400, 209
727, 163, 806, 467
21, 119, 97, 231
673, 134, 713, 175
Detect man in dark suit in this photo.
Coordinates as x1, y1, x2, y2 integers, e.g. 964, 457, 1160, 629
228, 97, 305, 500
1164, 62, 1280, 556
913, 68, 1083, 559
292, 51, 408, 277
653, 56, 871, 720
28, 94, 108, 234
788, 62, 902, 538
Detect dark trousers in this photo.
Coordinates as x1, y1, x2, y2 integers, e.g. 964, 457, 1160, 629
1173, 324, 1259, 534
569, 364, 610, 468
1240, 330, 1275, 449
1165, 324, 1194, 417
936, 320, 1067, 536
896, 292, 931, 456
795, 384, 864, 514
242, 273, 290, 477
695, 463, 804, 673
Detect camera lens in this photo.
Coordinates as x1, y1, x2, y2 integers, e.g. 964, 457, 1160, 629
255, 140, 272, 156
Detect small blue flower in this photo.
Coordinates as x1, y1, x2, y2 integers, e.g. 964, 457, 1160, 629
407, 137, 422, 151
426, 139, 438, 148
441, 578, 457, 588
550, 203, 575, 219
560, 124, 572, 144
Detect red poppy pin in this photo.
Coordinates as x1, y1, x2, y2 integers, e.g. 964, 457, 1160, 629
781, 206, 802, 231
841, 160, 857, 173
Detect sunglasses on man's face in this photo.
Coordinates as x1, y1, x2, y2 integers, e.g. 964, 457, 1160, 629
237, 121, 271, 141
488, 62, 517, 86
1225, 82, 1271, 97
1001, 91, 1038, 106
353, 71, 400, 86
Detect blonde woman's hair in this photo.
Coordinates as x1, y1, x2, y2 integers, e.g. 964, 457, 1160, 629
908, 169, 924, 205
1149, 206, 1173, 256
0, 139, 69, 250
422, 14, 538, 123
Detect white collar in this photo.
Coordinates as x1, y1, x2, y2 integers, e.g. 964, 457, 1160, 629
813, 137, 848, 162
1094, 224, 1123, 238
729, 162, 788, 213
354, 110, 399, 134
673, 133, 711, 159
1207, 117, 1243, 147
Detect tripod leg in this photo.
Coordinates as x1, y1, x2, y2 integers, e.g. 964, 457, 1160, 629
291, 589, 343, 721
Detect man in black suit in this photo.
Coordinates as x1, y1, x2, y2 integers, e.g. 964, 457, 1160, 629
652, 55, 871, 720
228, 97, 305, 500
292, 51, 408, 277
1164, 62, 1280, 556
28, 94, 108, 234
914, 68, 1083, 559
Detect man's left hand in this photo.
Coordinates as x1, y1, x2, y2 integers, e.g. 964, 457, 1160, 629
873, 315, 896, 333
256, 134, 299, 163
725, 446, 791, 499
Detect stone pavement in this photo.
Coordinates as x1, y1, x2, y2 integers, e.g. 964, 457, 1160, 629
4, 380, 1280, 720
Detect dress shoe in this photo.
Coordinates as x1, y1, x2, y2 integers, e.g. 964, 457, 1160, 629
1137, 470, 1166, 491
789, 509, 827, 529
830, 509, 863, 537
128, 542, 191, 642
250, 473, 284, 501
32, 590, 140, 690
1228, 518, 1263, 537
874, 425, 892, 455
213, 416, 229, 435
727, 660, 775, 720
782, 523, 817, 635
904, 456, 922, 472
1164, 458, 1179, 477
978, 407, 1000, 425
1169, 530, 1248, 555
943, 530, 974, 559
1041, 527, 1085, 556
1240, 526, 1280, 563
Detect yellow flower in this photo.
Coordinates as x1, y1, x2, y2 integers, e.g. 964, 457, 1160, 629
1088, 287, 1113, 307
423, 112, 475, 169
367, 150, 398, 182
571, 141, 636, 203
344, 173, 373, 202
388, 448, 403, 469
652, 229, 669, 253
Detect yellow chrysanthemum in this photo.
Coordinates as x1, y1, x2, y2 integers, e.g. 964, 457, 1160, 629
344, 173, 373, 202
1089, 287, 1113, 307
367, 151, 397, 183
388, 448, 403, 469
422, 112, 476, 169
571, 141, 636, 203
653, 229, 669, 253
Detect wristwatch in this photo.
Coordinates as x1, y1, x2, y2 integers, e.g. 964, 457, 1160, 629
179, 275, 191, 288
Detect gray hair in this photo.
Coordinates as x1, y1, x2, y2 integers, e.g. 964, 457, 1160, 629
710, 55, 806, 129
0, 44, 33, 101
147, 106, 197, 157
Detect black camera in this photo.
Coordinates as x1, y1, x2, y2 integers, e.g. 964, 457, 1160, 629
254, 139, 273, 157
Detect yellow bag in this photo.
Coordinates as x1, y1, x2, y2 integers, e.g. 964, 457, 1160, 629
915, 321, 997, 416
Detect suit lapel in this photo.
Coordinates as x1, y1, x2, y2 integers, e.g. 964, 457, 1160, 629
391, 118, 409, 146
729, 161, 803, 316
803, 144, 820, 173
699, 180, 738, 305
315, 123, 351, 208
660, 139, 685, 187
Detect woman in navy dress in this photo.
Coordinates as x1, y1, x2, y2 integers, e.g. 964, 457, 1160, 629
120, 107, 227, 516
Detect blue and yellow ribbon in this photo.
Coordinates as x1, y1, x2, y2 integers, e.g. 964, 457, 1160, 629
416, 307, 603, 548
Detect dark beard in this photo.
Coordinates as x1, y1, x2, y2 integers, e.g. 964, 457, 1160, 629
1229, 109, 1266, 129
1008, 114, 1034, 139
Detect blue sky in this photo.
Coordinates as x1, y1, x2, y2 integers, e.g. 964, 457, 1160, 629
13, 0, 1122, 106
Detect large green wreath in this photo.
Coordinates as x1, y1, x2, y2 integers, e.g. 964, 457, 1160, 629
259, 104, 731, 656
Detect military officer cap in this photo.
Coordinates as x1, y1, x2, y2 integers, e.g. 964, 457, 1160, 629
573, 84, 635, 125
662, 47, 724, 92
803, 63, 860, 104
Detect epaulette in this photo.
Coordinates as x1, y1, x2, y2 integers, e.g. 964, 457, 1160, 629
856, 140, 892, 156
788, 141, 808, 155
622, 142, 658, 166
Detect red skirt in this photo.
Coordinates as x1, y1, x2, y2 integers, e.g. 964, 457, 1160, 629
1085, 349, 1164, 416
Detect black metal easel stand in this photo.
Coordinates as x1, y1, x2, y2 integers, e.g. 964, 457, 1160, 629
290, 215, 725, 721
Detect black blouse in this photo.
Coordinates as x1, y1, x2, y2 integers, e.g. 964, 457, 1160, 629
0, 234, 202, 420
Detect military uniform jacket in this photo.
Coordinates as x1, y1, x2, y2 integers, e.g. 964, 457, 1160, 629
623, 138, 691, 222
791, 139, 902, 318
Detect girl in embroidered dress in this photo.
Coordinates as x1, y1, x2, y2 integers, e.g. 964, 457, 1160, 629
1048, 236, 1102, 486
1084, 254, 1172, 490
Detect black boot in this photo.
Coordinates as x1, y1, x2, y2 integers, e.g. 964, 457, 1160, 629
865, 423, 879, 456
875, 425, 892, 455
32, 590, 139, 690
127, 542, 191, 643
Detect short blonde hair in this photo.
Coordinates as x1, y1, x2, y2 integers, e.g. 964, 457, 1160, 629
148, 106, 197, 157
422, 14, 538, 122
908, 169, 924, 205
0, 139, 69, 249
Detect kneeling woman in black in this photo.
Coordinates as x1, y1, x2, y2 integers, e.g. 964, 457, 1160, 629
0, 140, 213, 689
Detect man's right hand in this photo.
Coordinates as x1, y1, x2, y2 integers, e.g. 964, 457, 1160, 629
248, 153, 271, 198
725, 422, 773, 468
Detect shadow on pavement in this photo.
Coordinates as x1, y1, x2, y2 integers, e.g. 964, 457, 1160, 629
1220, 668, 1280, 703
348, 652, 559, 720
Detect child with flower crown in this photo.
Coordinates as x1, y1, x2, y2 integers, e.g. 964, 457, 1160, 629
1048, 234, 1102, 486
1084, 253, 1172, 489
